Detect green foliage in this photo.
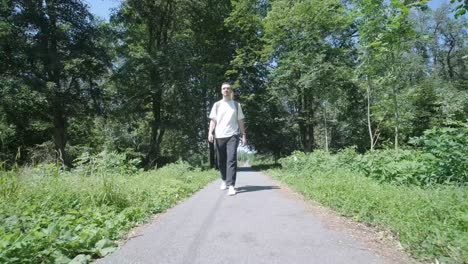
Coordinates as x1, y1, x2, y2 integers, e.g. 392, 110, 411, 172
408, 80, 442, 137
0, 157, 217, 263
0, 0, 112, 166
27, 141, 59, 165
73, 150, 141, 176
410, 121, 468, 184
353, 149, 438, 185
280, 123, 468, 187
0, 111, 15, 162
263, 0, 357, 152
435, 80, 468, 124
0, 169, 19, 200
451, 0, 468, 18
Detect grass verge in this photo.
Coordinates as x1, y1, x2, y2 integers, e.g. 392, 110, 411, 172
0, 162, 217, 263
260, 165, 467, 264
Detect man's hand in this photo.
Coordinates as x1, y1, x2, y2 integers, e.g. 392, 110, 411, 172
241, 134, 247, 146
208, 134, 214, 143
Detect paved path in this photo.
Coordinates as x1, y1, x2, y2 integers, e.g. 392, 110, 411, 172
97, 168, 392, 264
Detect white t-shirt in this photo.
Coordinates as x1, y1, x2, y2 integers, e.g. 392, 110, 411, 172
209, 100, 245, 138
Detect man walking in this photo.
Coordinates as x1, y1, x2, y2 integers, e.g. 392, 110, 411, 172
208, 82, 247, 196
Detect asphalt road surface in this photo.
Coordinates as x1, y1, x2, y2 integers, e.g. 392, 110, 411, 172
97, 167, 395, 264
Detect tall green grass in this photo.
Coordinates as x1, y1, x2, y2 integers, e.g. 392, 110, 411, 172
0, 153, 217, 263
260, 150, 467, 264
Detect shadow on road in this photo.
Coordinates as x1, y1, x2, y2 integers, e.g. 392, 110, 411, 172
238, 167, 257, 172
238, 164, 282, 172
236, 185, 280, 193
250, 164, 282, 171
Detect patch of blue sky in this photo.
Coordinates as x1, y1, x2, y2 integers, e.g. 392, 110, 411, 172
86, 0, 122, 21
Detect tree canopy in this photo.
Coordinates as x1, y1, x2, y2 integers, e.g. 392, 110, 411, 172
1, 0, 466, 167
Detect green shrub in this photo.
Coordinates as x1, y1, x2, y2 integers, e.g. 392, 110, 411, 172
286, 139, 467, 187
410, 122, 468, 184
73, 150, 141, 176
353, 149, 438, 186
280, 150, 337, 171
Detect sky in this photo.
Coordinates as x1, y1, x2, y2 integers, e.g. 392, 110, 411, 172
86, 0, 121, 21
87, 0, 449, 21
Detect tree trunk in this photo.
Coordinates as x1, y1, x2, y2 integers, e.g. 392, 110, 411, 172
389, 53, 400, 151
144, 3, 172, 169
299, 122, 314, 153
324, 108, 328, 152
306, 124, 314, 152
446, 37, 455, 80
145, 87, 164, 169
299, 112, 314, 152
46, 4, 69, 166
298, 93, 314, 152
392, 84, 400, 150
366, 77, 374, 151
53, 108, 69, 166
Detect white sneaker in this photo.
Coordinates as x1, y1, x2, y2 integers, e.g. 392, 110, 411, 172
228, 186, 236, 196
220, 181, 227, 190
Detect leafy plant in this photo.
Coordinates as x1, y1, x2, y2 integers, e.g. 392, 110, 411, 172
73, 151, 141, 177
0, 160, 217, 263
410, 121, 468, 184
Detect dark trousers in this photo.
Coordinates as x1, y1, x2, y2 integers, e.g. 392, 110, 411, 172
216, 135, 239, 187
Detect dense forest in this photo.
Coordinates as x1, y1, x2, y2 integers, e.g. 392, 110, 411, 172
0, 0, 467, 167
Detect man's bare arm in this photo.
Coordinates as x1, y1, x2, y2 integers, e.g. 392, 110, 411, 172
208, 119, 216, 143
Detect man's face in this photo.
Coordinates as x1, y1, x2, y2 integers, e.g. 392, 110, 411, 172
221, 84, 232, 97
